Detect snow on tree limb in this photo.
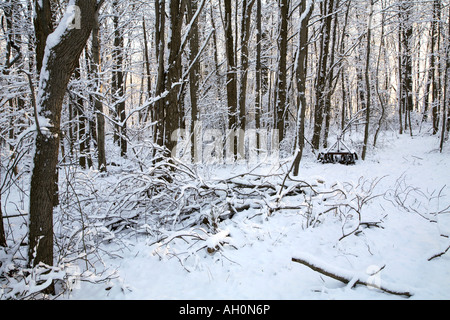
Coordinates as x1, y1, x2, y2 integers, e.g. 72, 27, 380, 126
291, 252, 413, 298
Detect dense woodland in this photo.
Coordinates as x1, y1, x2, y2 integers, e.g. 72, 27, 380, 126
0, 0, 449, 298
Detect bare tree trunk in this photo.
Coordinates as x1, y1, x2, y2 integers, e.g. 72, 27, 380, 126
187, 0, 201, 163
422, 10, 436, 124
339, 0, 351, 132
165, 0, 186, 157
72, 65, 93, 169
142, 17, 153, 123
224, 0, 238, 158
0, 146, 6, 247
440, 5, 450, 153
275, 0, 289, 144
3, 0, 24, 176
398, 0, 414, 135
293, 0, 313, 176
312, 0, 334, 150
323, 2, 338, 149
91, 11, 107, 171
361, 0, 373, 160
112, 0, 127, 156
33, 0, 53, 73
238, 0, 255, 141
432, 0, 441, 135
28, 0, 101, 275
0, 209, 5, 248
210, 4, 222, 105
403, 2, 413, 136
397, 17, 403, 135
155, 0, 166, 148
373, 1, 387, 148
255, 0, 262, 152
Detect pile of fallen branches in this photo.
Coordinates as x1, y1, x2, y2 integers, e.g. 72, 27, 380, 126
84, 156, 392, 248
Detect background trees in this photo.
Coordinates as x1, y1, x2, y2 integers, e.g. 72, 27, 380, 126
20, 0, 449, 168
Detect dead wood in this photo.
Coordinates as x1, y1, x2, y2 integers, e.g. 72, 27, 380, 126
291, 256, 413, 298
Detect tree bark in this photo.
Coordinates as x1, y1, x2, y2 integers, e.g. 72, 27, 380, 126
0, 146, 6, 247
292, 254, 413, 297
224, 0, 238, 159
373, 2, 387, 148
165, 0, 186, 157
398, 0, 414, 135
112, 0, 127, 156
155, 0, 166, 148
28, 0, 101, 273
312, 0, 334, 150
72, 65, 92, 169
238, 0, 255, 139
322, 3, 338, 149
431, 0, 441, 135
422, 0, 438, 123
187, 0, 201, 163
141, 17, 152, 124
361, 1, 373, 160
440, 5, 450, 153
275, 0, 289, 144
91, 11, 107, 171
33, 0, 54, 73
255, 0, 262, 153
293, 0, 313, 176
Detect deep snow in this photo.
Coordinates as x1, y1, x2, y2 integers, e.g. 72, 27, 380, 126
64, 131, 450, 300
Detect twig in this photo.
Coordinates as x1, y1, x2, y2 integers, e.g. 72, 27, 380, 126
428, 245, 450, 261
19, 69, 42, 137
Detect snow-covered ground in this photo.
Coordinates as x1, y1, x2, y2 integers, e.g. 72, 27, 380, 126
1, 130, 448, 300
63, 131, 450, 300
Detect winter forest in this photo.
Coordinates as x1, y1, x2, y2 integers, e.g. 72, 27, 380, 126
0, 0, 449, 300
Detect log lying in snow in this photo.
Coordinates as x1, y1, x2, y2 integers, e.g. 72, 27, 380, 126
291, 253, 413, 298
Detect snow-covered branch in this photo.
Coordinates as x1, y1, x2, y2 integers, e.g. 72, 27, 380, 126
292, 253, 413, 298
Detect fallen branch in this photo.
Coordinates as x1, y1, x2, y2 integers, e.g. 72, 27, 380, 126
428, 244, 450, 261
291, 253, 413, 298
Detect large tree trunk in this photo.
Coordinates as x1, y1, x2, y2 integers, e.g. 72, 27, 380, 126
274, 0, 289, 144
165, 0, 186, 157
28, 0, 101, 274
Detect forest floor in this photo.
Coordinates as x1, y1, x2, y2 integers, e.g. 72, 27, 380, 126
2, 128, 449, 300
63, 128, 450, 300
